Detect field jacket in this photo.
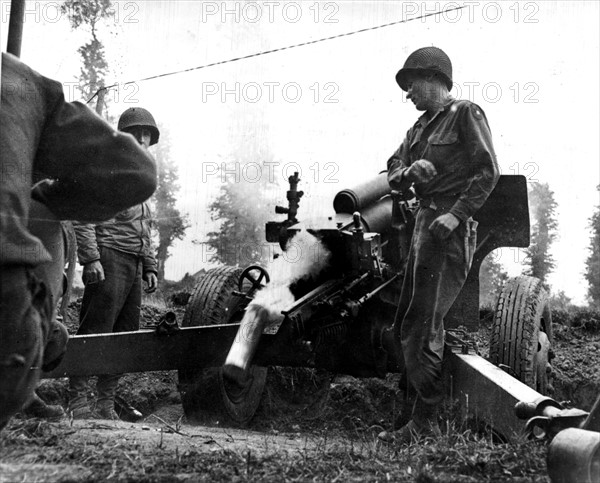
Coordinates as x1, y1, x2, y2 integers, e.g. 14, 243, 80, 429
74, 201, 157, 274
387, 98, 500, 222
0, 53, 157, 267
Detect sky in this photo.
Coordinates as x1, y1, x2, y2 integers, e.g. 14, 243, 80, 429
1, 1, 599, 305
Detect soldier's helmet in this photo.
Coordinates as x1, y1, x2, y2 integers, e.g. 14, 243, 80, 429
117, 107, 160, 146
395, 46, 453, 92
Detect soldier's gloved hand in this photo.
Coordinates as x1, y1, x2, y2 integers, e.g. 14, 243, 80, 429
143, 272, 158, 293
82, 260, 105, 285
405, 159, 437, 184
429, 213, 460, 240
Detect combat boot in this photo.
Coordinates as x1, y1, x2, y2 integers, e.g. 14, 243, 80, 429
68, 376, 93, 419
412, 400, 441, 437
95, 374, 121, 420
95, 399, 120, 420
393, 383, 418, 431
22, 393, 64, 420
378, 400, 441, 445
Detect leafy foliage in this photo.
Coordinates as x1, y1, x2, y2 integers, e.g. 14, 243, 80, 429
585, 187, 600, 308
151, 129, 189, 283
206, 158, 279, 267
61, 0, 114, 103
61, 0, 113, 29
204, 117, 280, 267
548, 290, 574, 311
479, 253, 508, 308
523, 182, 558, 285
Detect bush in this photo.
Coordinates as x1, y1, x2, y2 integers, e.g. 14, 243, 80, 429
570, 308, 600, 332
160, 272, 199, 295
551, 307, 600, 332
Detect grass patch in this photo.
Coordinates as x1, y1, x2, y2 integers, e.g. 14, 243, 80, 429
1, 418, 550, 482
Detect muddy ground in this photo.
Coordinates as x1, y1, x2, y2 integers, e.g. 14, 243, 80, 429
1, 299, 598, 482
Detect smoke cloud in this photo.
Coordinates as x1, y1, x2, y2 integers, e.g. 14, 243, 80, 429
248, 230, 331, 324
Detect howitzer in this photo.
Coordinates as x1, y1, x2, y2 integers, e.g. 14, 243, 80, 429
45, 172, 598, 483
221, 171, 532, 380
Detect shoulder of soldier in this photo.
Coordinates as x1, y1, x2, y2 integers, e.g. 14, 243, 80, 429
406, 119, 421, 137
2, 52, 65, 109
451, 99, 487, 121
2, 52, 63, 92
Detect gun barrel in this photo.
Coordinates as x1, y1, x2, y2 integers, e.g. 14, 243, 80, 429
333, 172, 390, 214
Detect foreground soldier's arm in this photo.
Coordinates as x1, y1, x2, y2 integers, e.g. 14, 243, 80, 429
27, 79, 157, 222
31, 101, 157, 222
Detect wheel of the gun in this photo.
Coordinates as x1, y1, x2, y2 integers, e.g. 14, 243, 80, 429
179, 266, 267, 426
490, 275, 553, 394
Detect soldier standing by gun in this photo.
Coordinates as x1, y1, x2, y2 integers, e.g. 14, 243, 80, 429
68, 108, 160, 420
380, 47, 500, 444
0, 53, 157, 430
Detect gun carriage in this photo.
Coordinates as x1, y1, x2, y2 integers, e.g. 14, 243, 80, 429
46, 173, 599, 483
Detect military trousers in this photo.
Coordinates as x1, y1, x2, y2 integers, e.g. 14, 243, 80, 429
394, 206, 475, 406
70, 247, 143, 403
77, 246, 143, 336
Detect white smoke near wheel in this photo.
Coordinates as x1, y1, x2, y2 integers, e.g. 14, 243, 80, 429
224, 230, 331, 372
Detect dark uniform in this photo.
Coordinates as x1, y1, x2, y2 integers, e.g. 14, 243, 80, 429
0, 53, 157, 430
382, 47, 500, 440
74, 201, 157, 335
388, 98, 499, 407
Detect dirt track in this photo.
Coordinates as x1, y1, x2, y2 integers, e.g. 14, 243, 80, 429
1, 416, 344, 482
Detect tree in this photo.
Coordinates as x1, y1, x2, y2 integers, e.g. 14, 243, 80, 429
61, 0, 114, 110
549, 290, 574, 312
479, 253, 508, 308
204, 112, 280, 267
585, 187, 600, 308
206, 157, 279, 267
523, 182, 558, 285
151, 128, 189, 283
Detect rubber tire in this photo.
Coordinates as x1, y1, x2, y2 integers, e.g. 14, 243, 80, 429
259, 367, 331, 420
490, 275, 552, 393
178, 266, 267, 425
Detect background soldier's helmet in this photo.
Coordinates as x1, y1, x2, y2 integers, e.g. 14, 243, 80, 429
117, 107, 160, 146
395, 46, 453, 92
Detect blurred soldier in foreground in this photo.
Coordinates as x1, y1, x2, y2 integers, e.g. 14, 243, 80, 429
68, 108, 160, 420
0, 53, 157, 430
380, 47, 499, 444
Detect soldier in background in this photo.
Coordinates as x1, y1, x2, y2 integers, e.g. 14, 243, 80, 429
68, 108, 160, 420
380, 47, 500, 444
0, 53, 157, 430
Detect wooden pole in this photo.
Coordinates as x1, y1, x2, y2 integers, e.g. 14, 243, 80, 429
6, 0, 25, 57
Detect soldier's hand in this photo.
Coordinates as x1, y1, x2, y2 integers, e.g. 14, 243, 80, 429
82, 260, 105, 285
143, 272, 158, 293
429, 213, 460, 240
405, 159, 437, 183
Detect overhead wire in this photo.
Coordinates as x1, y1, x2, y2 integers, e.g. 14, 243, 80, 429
86, 5, 465, 105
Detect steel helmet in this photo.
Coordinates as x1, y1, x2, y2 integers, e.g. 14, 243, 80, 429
117, 107, 160, 146
395, 46, 453, 92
